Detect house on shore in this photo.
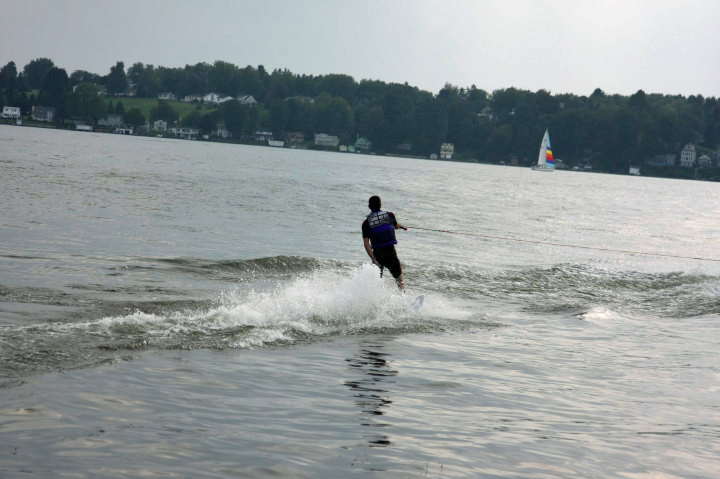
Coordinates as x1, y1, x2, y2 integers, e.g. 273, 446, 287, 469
285, 132, 304, 147
314, 133, 339, 147
237, 94, 257, 105
2, 106, 21, 119
202, 92, 234, 105
169, 127, 199, 140
254, 131, 273, 142
698, 154, 712, 168
440, 143, 455, 160
182, 94, 204, 103
646, 154, 676, 167
153, 120, 167, 132
158, 92, 176, 100
679, 144, 696, 167
214, 127, 231, 139
355, 135, 371, 151
477, 106, 496, 121
97, 115, 125, 129
31, 106, 55, 122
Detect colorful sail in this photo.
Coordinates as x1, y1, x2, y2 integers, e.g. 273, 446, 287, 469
534, 129, 555, 171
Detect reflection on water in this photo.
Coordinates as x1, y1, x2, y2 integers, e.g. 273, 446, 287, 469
344, 342, 397, 448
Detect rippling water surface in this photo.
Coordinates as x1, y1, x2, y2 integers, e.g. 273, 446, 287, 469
1, 125, 719, 478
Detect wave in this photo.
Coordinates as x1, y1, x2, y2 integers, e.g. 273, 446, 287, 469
61, 264, 474, 343
3, 257, 720, 377
0, 263, 478, 377
411, 261, 720, 321
155, 254, 338, 273
112, 255, 345, 281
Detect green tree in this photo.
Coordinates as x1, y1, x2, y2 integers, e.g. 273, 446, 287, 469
314, 94, 355, 142
354, 103, 385, 142
628, 89, 647, 109
182, 110, 202, 128
198, 112, 218, 134
269, 99, 290, 136
412, 96, 448, 155
115, 101, 125, 115
39, 67, 70, 110
286, 97, 315, 134
209, 60, 241, 96
320, 74, 356, 102
181, 63, 211, 96
107, 61, 128, 95
150, 100, 179, 123
218, 100, 248, 136
128, 62, 160, 97
124, 107, 145, 127
381, 84, 417, 150
485, 124, 513, 162
70, 70, 102, 87
23, 58, 55, 90
67, 83, 105, 123
0, 61, 18, 89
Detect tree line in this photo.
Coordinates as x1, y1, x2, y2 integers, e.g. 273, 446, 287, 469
2, 57, 719, 173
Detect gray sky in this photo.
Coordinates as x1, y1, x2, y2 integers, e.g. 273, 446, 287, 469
1, 0, 718, 97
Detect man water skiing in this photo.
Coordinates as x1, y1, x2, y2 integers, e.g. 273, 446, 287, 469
362, 195, 407, 290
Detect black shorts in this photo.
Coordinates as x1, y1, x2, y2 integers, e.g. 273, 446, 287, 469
374, 245, 402, 279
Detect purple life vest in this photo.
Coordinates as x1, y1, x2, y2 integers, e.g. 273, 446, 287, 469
367, 210, 397, 248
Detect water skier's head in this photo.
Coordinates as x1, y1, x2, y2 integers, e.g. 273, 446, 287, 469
368, 195, 381, 211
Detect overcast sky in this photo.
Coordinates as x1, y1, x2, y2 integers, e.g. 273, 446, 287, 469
1, 0, 718, 97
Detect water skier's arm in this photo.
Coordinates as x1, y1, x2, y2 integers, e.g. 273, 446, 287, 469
390, 212, 407, 230
363, 238, 380, 267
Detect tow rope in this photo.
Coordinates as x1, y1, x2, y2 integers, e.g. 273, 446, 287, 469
405, 225, 720, 262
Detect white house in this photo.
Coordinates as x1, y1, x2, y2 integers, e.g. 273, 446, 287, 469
31, 106, 55, 122
355, 135, 371, 151
169, 127, 199, 140
214, 127, 231, 138
153, 120, 167, 132
698, 154, 712, 168
440, 143, 455, 160
2, 106, 21, 119
254, 131, 273, 141
679, 144, 696, 167
97, 115, 124, 128
203, 92, 221, 104
288, 95, 314, 104
477, 106, 496, 121
237, 94, 257, 105
158, 92, 176, 100
182, 94, 203, 103
285, 132, 304, 147
314, 133, 339, 147
201, 93, 235, 105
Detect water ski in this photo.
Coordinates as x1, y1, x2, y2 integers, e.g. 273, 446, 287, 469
411, 295, 424, 310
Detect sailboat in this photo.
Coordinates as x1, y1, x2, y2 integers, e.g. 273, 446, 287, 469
532, 129, 555, 171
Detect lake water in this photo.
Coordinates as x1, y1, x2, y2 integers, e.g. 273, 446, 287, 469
1, 125, 719, 478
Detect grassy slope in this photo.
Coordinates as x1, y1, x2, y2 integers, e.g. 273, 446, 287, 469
106, 97, 217, 121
